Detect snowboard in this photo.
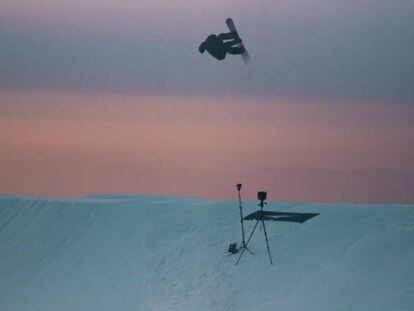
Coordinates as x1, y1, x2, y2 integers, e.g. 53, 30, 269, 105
226, 18, 250, 65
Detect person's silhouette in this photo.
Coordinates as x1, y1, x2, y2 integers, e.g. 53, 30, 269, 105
199, 32, 244, 60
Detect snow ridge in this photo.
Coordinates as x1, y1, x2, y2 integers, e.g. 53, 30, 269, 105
1, 195, 413, 310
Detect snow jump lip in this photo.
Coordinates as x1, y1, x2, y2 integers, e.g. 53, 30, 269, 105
243, 211, 319, 223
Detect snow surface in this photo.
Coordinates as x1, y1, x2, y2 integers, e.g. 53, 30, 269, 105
1, 194, 414, 310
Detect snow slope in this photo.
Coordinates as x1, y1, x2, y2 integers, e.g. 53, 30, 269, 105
1, 194, 413, 310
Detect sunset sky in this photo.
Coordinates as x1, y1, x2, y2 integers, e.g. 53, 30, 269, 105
1, 0, 413, 203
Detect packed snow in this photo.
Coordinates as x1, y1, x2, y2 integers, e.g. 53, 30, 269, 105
1, 194, 413, 310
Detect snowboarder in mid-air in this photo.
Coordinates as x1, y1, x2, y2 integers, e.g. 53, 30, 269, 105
199, 18, 250, 64
198, 33, 243, 60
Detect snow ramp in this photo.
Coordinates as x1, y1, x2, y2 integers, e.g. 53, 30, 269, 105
0, 195, 146, 311
1, 194, 414, 310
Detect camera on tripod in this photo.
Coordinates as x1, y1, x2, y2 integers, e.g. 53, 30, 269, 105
258, 191, 267, 208
233, 187, 273, 265
257, 191, 267, 202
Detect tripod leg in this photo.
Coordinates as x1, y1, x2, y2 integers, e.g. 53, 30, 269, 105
235, 244, 247, 265
245, 246, 255, 255
241, 240, 255, 255
244, 219, 259, 248
236, 220, 259, 265
261, 220, 274, 265
238, 190, 247, 250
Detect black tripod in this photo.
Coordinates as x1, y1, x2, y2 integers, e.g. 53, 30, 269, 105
236, 184, 254, 257
236, 191, 273, 265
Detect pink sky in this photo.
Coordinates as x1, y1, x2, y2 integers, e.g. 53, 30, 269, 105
1, 1, 413, 203
1, 92, 413, 203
